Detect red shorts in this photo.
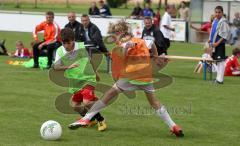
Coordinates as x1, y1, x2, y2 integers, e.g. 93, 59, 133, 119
71, 85, 98, 103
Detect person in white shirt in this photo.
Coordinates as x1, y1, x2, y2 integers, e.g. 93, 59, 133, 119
160, 5, 175, 49
178, 1, 189, 21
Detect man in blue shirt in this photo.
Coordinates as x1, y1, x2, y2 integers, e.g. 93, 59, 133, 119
142, 3, 155, 17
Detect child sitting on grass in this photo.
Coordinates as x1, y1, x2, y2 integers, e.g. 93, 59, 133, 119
194, 42, 216, 73
8, 40, 31, 58
224, 48, 240, 76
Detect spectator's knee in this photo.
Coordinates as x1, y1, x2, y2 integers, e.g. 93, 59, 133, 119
33, 44, 39, 50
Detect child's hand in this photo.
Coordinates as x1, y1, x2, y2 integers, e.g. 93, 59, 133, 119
38, 43, 45, 50
68, 63, 79, 69
125, 42, 136, 49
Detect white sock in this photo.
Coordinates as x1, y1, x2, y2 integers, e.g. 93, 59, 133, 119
216, 61, 225, 82
83, 100, 106, 120
156, 106, 176, 129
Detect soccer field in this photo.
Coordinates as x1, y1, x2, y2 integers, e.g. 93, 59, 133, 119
0, 31, 239, 146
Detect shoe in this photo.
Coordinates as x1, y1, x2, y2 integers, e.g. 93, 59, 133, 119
68, 118, 90, 130
0, 39, 5, 47
97, 120, 107, 131
170, 125, 184, 137
213, 79, 223, 84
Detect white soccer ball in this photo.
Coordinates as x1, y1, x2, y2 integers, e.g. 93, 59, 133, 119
40, 120, 62, 140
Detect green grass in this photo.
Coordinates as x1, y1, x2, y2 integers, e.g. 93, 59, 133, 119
0, 31, 240, 146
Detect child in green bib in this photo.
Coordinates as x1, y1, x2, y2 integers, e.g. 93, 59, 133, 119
53, 28, 106, 131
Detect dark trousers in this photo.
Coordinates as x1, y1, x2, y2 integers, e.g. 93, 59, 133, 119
33, 41, 61, 66
0, 42, 7, 55
157, 38, 170, 55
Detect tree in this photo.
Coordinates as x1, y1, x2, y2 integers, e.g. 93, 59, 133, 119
15, 0, 20, 8
158, 0, 162, 9
34, 0, 37, 8
66, 0, 70, 8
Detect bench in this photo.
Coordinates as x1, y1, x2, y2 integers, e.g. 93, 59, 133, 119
195, 31, 209, 42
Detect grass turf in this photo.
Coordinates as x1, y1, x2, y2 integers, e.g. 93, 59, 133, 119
0, 31, 240, 146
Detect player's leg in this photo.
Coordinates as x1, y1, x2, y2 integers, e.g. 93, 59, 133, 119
144, 92, 184, 137
83, 99, 106, 131
46, 43, 57, 68
232, 70, 240, 76
215, 61, 225, 84
32, 41, 43, 68
73, 86, 120, 127
81, 85, 106, 124
83, 86, 120, 120
72, 101, 88, 117
68, 91, 86, 130
0, 39, 8, 55
194, 62, 202, 73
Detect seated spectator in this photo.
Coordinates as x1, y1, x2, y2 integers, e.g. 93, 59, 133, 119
65, 11, 83, 42
89, 1, 100, 15
142, 3, 154, 17
32, 11, 61, 69
130, 1, 143, 19
80, 14, 109, 55
153, 8, 161, 27
230, 12, 240, 45
190, 14, 215, 35
8, 40, 31, 58
99, 0, 112, 17
0, 39, 8, 55
194, 43, 216, 73
224, 48, 240, 76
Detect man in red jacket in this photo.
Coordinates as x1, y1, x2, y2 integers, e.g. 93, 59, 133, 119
32, 11, 61, 69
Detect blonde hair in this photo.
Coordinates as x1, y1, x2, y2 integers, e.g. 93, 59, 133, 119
15, 40, 24, 46
108, 20, 132, 37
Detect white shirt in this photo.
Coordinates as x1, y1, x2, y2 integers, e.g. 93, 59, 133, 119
54, 42, 80, 65
160, 12, 172, 39
84, 28, 91, 41
142, 36, 155, 49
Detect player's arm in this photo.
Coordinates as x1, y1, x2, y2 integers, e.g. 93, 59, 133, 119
152, 43, 158, 58
212, 37, 225, 48
234, 58, 240, 71
33, 22, 44, 42
53, 52, 79, 71
89, 58, 100, 81
190, 23, 201, 31
213, 21, 229, 48
163, 25, 175, 31
53, 63, 79, 71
